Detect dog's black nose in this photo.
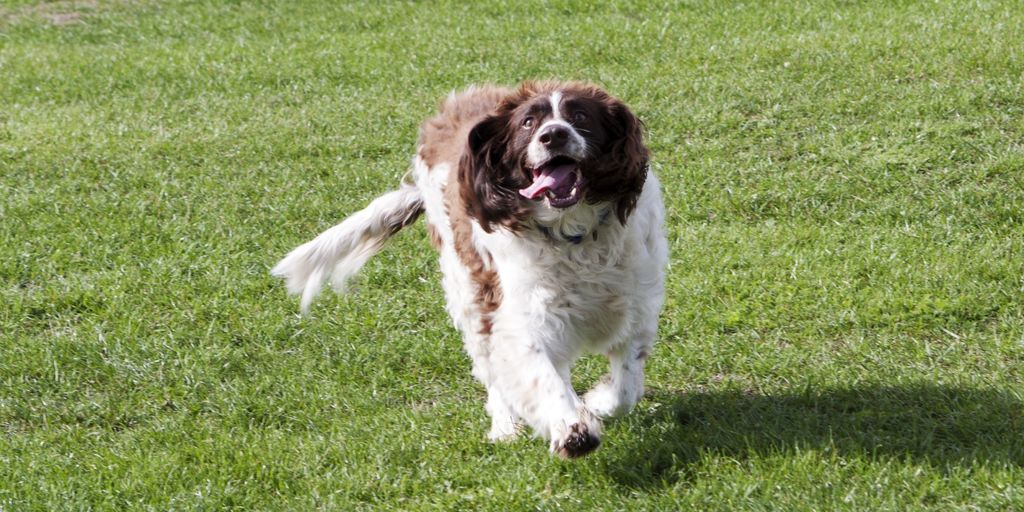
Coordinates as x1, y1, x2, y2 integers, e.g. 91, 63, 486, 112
538, 125, 570, 148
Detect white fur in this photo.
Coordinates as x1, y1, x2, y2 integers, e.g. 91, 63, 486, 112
549, 91, 563, 120
475, 172, 666, 451
273, 157, 668, 457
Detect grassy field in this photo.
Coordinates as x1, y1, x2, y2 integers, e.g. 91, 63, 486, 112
2, 0, 1023, 509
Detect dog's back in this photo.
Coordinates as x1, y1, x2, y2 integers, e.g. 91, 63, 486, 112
417, 85, 511, 170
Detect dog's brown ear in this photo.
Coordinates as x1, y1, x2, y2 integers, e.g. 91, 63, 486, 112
459, 114, 529, 232
582, 96, 649, 225
604, 99, 649, 224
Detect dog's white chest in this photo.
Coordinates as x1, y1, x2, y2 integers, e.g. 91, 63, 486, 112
522, 243, 635, 351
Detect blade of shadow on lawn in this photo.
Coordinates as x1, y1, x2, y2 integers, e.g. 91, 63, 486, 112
606, 383, 1024, 489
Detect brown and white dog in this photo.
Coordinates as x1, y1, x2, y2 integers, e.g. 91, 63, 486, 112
272, 81, 667, 458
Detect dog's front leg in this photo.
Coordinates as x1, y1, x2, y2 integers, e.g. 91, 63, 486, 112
583, 332, 652, 419
486, 329, 601, 458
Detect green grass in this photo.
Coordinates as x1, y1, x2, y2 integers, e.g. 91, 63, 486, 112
2, 0, 1023, 509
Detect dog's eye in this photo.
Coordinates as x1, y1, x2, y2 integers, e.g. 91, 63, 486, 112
522, 117, 534, 128
571, 111, 588, 123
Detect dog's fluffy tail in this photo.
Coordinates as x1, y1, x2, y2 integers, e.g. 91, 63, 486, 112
271, 184, 423, 313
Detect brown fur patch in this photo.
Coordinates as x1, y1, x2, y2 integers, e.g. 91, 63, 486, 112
445, 167, 503, 335
418, 86, 511, 335
418, 86, 511, 169
425, 222, 443, 249
553, 422, 601, 459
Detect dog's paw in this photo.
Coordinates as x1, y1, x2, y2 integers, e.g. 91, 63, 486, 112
487, 416, 521, 442
584, 381, 631, 419
550, 422, 601, 459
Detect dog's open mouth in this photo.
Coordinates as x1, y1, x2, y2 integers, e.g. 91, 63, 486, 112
519, 155, 584, 208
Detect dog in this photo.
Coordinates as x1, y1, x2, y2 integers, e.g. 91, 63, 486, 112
272, 81, 667, 458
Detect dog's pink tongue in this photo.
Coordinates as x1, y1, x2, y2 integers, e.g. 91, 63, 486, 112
519, 164, 576, 199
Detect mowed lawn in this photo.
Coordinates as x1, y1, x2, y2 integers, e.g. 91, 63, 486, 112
2, 0, 1023, 509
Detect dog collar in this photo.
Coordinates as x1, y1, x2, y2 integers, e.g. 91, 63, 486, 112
537, 208, 612, 245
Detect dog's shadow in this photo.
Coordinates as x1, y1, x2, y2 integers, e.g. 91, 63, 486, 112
605, 383, 1024, 488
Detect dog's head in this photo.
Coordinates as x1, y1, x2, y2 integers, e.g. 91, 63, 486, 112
459, 81, 649, 233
